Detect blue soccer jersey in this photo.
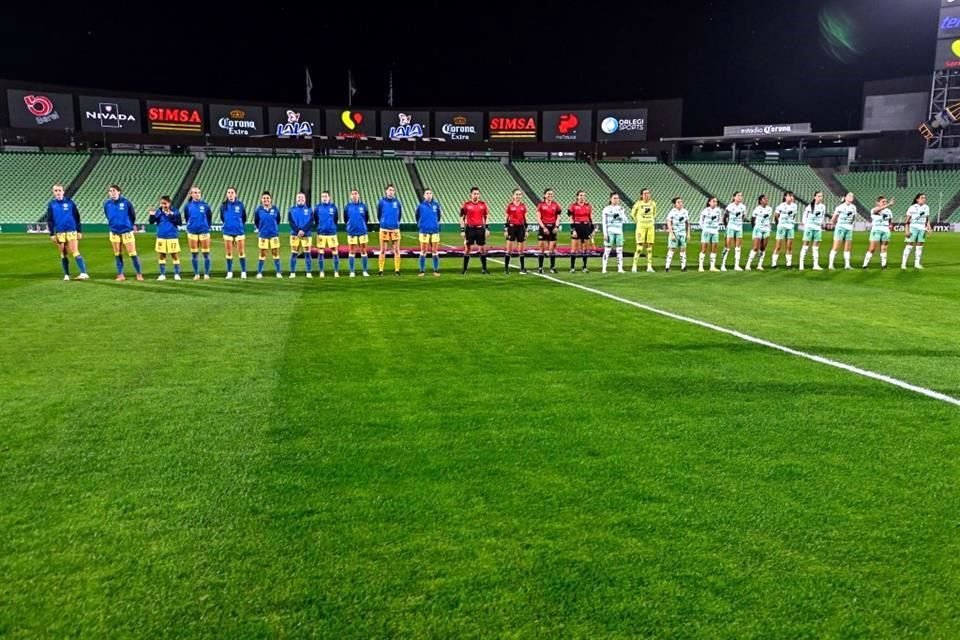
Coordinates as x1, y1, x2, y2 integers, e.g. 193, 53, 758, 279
344, 202, 370, 236
416, 200, 441, 234
220, 200, 247, 236
255, 205, 281, 238
315, 202, 339, 235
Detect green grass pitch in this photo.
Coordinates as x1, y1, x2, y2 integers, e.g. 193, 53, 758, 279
1, 231, 959, 638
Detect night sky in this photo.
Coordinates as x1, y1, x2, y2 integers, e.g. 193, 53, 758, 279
0, 1, 942, 135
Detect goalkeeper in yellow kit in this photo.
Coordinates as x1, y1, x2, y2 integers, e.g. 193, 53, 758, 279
631, 189, 657, 272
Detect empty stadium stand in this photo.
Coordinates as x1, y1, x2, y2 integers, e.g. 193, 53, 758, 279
0, 152, 89, 223
415, 160, 524, 223
186, 155, 301, 214
597, 162, 703, 221
513, 161, 612, 213
673, 162, 780, 210
73, 154, 192, 222
313, 157, 418, 217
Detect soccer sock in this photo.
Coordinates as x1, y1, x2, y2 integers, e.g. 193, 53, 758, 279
75, 255, 87, 274
349, 255, 355, 273
813, 248, 820, 267
191, 252, 199, 275
666, 249, 674, 269
550, 254, 556, 270
699, 252, 705, 269
771, 252, 779, 267
747, 250, 755, 267
419, 254, 426, 272
463, 254, 470, 271
582, 253, 588, 268
799, 247, 807, 266
258, 259, 265, 274
602, 248, 610, 270
829, 250, 836, 268
361, 255, 369, 272
61, 257, 70, 275
318, 254, 325, 273
173, 260, 181, 275
710, 253, 717, 268
734, 247, 741, 267
570, 254, 577, 270
632, 249, 640, 269
290, 254, 297, 273
538, 253, 545, 269
617, 247, 624, 270
721, 248, 729, 267
203, 251, 211, 275
680, 251, 687, 269
880, 251, 887, 268
159, 262, 166, 276
274, 258, 281, 273
646, 246, 653, 267
786, 253, 793, 268
504, 254, 511, 270
131, 255, 141, 275
758, 251, 765, 266
305, 253, 312, 273
843, 251, 851, 268
115, 255, 124, 275
239, 257, 247, 273
481, 254, 488, 271
519, 254, 525, 270
433, 254, 439, 272
902, 245, 912, 268
915, 246, 923, 266
378, 252, 386, 272
227, 257, 234, 273
394, 252, 401, 272
863, 251, 873, 267
333, 255, 340, 272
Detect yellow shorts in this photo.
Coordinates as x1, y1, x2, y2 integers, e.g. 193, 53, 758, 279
289, 235, 313, 251
187, 233, 211, 243
54, 231, 78, 243
223, 234, 245, 242
109, 232, 135, 244
419, 233, 440, 244
636, 226, 655, 244
348, 234, 369, 246
316, 235, 339, 249
258, 237, 281, 250
155, 238, 181, 254
380, 229, 401, 242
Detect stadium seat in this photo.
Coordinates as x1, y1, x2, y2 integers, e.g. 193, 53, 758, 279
907, 168, 960, 222
674, 162, 784, 211
188, 155, 301, 213
513, 161, 611, 213
414, 160, 524, 223
834, 171, 906, 219
314, 157, 418, 218
73, 154, 192, 222
597, 162, 703, 221
0, 152, 89, 223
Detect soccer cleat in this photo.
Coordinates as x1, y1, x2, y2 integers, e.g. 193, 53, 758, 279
537, 268, 544, 274
240, 272, 247, 279
631, 265, 638, 273
115, 274, 126, 282
882, 265, 887, 271
829, 266, 836, 271
63, 275, 71, 281
812, 265, 823, 271
481, 269, 490, 275
256, 273, 264, 279
601, 268, 608, 274
734, 266, 743, 272
745, 265, 751, 271
519, 269, 528, 275
319, 272, 326, 278
276, 272, 283, 278
699, 267, 705, 272
378, 271, 384, 277
395, 271, 401, 277
647, 266, 655, 273
915, 265, 924, 270
203, 274, 210, 280
681, 267, 687, 272
618, 268, 626, 274
226, 272, 234, 279
581, 267, 589, 273
569, 268, 576, 274
362, 271, 370, 277
136, 274, 144, 282
461, 270, 468, 275
709, 267, 720, 272
862, 266, 868, 270
193, 274, 201, 281
844, 266, 851, 271
306, 272, 313, 279
419, 272, 425, 277
156, 274, 166, 281
77, 273, 90, 280
757, 265, 764, 271
799, 265, 805, 271
720, 266, 727, 272
770, 266, 778, 270
289, 273, 296, 279
174, 274, 182, 281
549, 269, 558, 274
349, 272, 356, 278
433, 271, 441, 277
333, 272, 340, 278
665, 267, 670, 273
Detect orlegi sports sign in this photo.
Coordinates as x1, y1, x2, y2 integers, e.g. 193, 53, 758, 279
209, 104, 264, 136
488, 111, 538, 140
722, 122, 812, 137
597, 109, 649, 141
435, 112, 483, 141
147, 101, 203, 134
79, 95, 141, 133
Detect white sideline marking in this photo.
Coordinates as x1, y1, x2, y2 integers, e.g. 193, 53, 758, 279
415, 235, 960, 407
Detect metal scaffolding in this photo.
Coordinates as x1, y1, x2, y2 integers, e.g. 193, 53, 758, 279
926, 69, 960, 149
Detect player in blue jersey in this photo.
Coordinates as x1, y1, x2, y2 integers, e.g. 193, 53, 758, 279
148, 196, 183, 281
314, 191, 341, 278
344, 189, 371, 277
288, 192, 315, 278
103, 184, 143, 281
377, 184, 403, 276
254, 191, 283, 279
415, 188, 442, 277
220, 187, 247, 279
45, 183, 89, 280
183, 186, 213, 280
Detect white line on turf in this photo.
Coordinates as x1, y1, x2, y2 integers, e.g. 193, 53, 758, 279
413, 235, 959, 407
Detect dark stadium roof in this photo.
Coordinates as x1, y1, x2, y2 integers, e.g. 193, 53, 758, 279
661, 130, 885, 144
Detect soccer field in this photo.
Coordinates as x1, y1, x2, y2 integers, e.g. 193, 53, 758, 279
2, 232, 960, 638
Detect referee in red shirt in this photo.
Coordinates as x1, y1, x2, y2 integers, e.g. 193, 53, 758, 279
504, 188, 528, 274
568, 190, 594, 273
536, 188, 562, 274
460, 187, 490, 274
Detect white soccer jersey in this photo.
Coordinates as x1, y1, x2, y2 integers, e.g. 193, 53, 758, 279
602, 205, 627, 235
667, 208, 690, 234
725, 202, 747, 231
834, 203, 857, 230
803, 203, 827, 230
907, 204, 930, 231
776, 202, 798, 229
699, 207, 723, 233
871, 208, 893, 232
752, 206, 773, 232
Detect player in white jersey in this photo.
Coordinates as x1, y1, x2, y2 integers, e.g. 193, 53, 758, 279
746, 194, 773, 271
770, 192, 798, 269
664, 197, 691, 272
863, 195, 894, 269
698, 196, 723, 272
829, 192, 858, 270
902, 193, 932, 270
601, 193, 628, 273
799, 191, 826, 271
721, 191, 746, 271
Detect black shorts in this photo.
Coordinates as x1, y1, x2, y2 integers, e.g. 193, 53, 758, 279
538, 224, 558, 242
506, 224, 527, 243
573, 223, 594, 240
464, 226, 486, 246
